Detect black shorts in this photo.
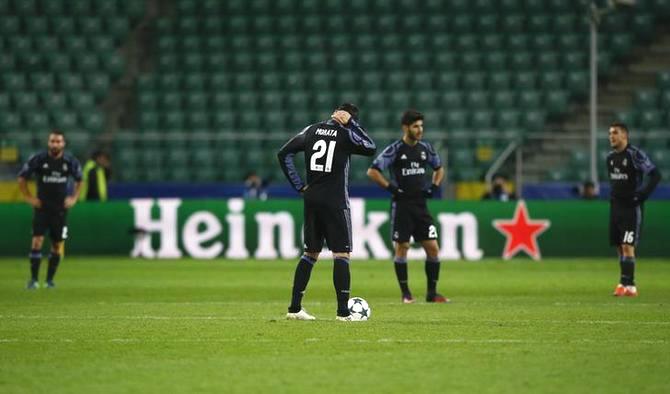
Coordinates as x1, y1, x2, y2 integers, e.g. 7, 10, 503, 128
390, 200, 437, 243
303, 201, 351, 253
32, 208, 68, 242
609, 202, 642, 247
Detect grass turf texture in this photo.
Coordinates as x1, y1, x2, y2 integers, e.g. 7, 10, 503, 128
0, 257, 669, 394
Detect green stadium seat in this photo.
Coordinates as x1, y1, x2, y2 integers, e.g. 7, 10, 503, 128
183, 74, 206, 91
484, 52, 506, 71
0, 92, 10, 109
86, 74, 111, 99
445, 111, 468, 129
501, 14, 524, 32
634, 90, 658, 109
25, 17, 49, 35
460, 53, 482, 71
34, 37, 59, 54
514, 72, 537, 90
506, 34, 529, 51
518, 91, 542, 109
43, 0, 65, 16
80, 17, 104, 35
14, 92, 38, 109
139, 111, 159, 129
18, 53, 43, 71
522, 111, 546, 131
51, 111, 79, 129
15, 0, 37, 14
566, 71, 588, 96
492, 91, 516, 109
433, 53, 457, 69
160, 73, 181, 91
75, 54, 99, 72
471, 111, 494, 129
25, 113, 50, 130
163, 112, 186, 131
0, 54, 15, 71
0, 112, 21, 130
107, 17, 130, 39
435, 73, 459, 90
9, 36, 31, 53
0, 17, 20, 35
545, 91, 569, 115
440, 92, 463, 108
657, 71, 670, 90
63, 36, 87, 54
3, 73, 26, 90
497, 110, 522, 130
465, 91, 489, 108
69, 92, 96, 110
81, 112, 105, 133
187, 111, 211, 129
69, 0, 91, 15
638, 110, 663, 131
510, 52, 533, 70
553, 15, 577, 32
31, 72, 56, 91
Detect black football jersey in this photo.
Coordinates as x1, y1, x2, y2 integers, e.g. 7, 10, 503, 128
606, 144, 656, 203
370, 139, 442, 199
18, 151, 82, 209
278, 118, 376, 208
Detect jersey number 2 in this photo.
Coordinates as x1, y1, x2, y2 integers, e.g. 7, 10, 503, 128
310, 140, 336, 172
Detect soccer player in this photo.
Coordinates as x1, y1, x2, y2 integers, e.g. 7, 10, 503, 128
18, 131, 82, 289
606, 122, 661, 297
278, 103, 376, 321
367, 109, 449, 303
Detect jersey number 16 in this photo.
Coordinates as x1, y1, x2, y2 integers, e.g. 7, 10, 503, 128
310, 140, 336, 172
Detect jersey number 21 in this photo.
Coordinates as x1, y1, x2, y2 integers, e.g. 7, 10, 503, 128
310, 140, 336, 172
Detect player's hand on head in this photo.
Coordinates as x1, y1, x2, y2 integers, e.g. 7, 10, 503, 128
331, 110, 351, 125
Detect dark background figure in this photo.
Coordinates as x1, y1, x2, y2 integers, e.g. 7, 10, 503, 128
243, 171, 268, 200
579, 180, 599, 200
79, 150, 111, 202
482, 174, 516, 201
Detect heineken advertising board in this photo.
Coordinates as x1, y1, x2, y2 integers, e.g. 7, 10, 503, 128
0, 199, 667, 259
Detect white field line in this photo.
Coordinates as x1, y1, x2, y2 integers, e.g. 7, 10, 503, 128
0, 337, 666, 345
1, 315, 668, 326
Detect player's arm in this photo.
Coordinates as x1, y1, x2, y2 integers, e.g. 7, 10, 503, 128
424, 143, 444, 198
17, 176, 41, 208
65, 157, 84, 208
632, 149, 662, 203
367, 145, 403, 196
346, 119, 376, 157
17, 155, 41, 208
277, 130, 307, 193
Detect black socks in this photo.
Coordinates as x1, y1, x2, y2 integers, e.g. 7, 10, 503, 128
47, 253, 61, 282
29, 249, 41, 281
288, 255, 316, 313
620, 256, 635, 286
425, 257, 441, 295
333, 257, 351, 317
393, 257, 410, 295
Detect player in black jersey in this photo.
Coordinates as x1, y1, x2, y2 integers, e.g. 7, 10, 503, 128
17, 131, 82, 289
367, 109, 449, 304
278, 103, 376, 321
606, 123, 661, 297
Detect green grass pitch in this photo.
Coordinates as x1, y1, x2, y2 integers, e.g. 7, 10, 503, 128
1, 257, 669, 394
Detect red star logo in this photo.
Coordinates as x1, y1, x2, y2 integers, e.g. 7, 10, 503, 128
492, 200, 551, 261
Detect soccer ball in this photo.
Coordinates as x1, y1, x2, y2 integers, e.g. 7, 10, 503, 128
347, 297, 371, 321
